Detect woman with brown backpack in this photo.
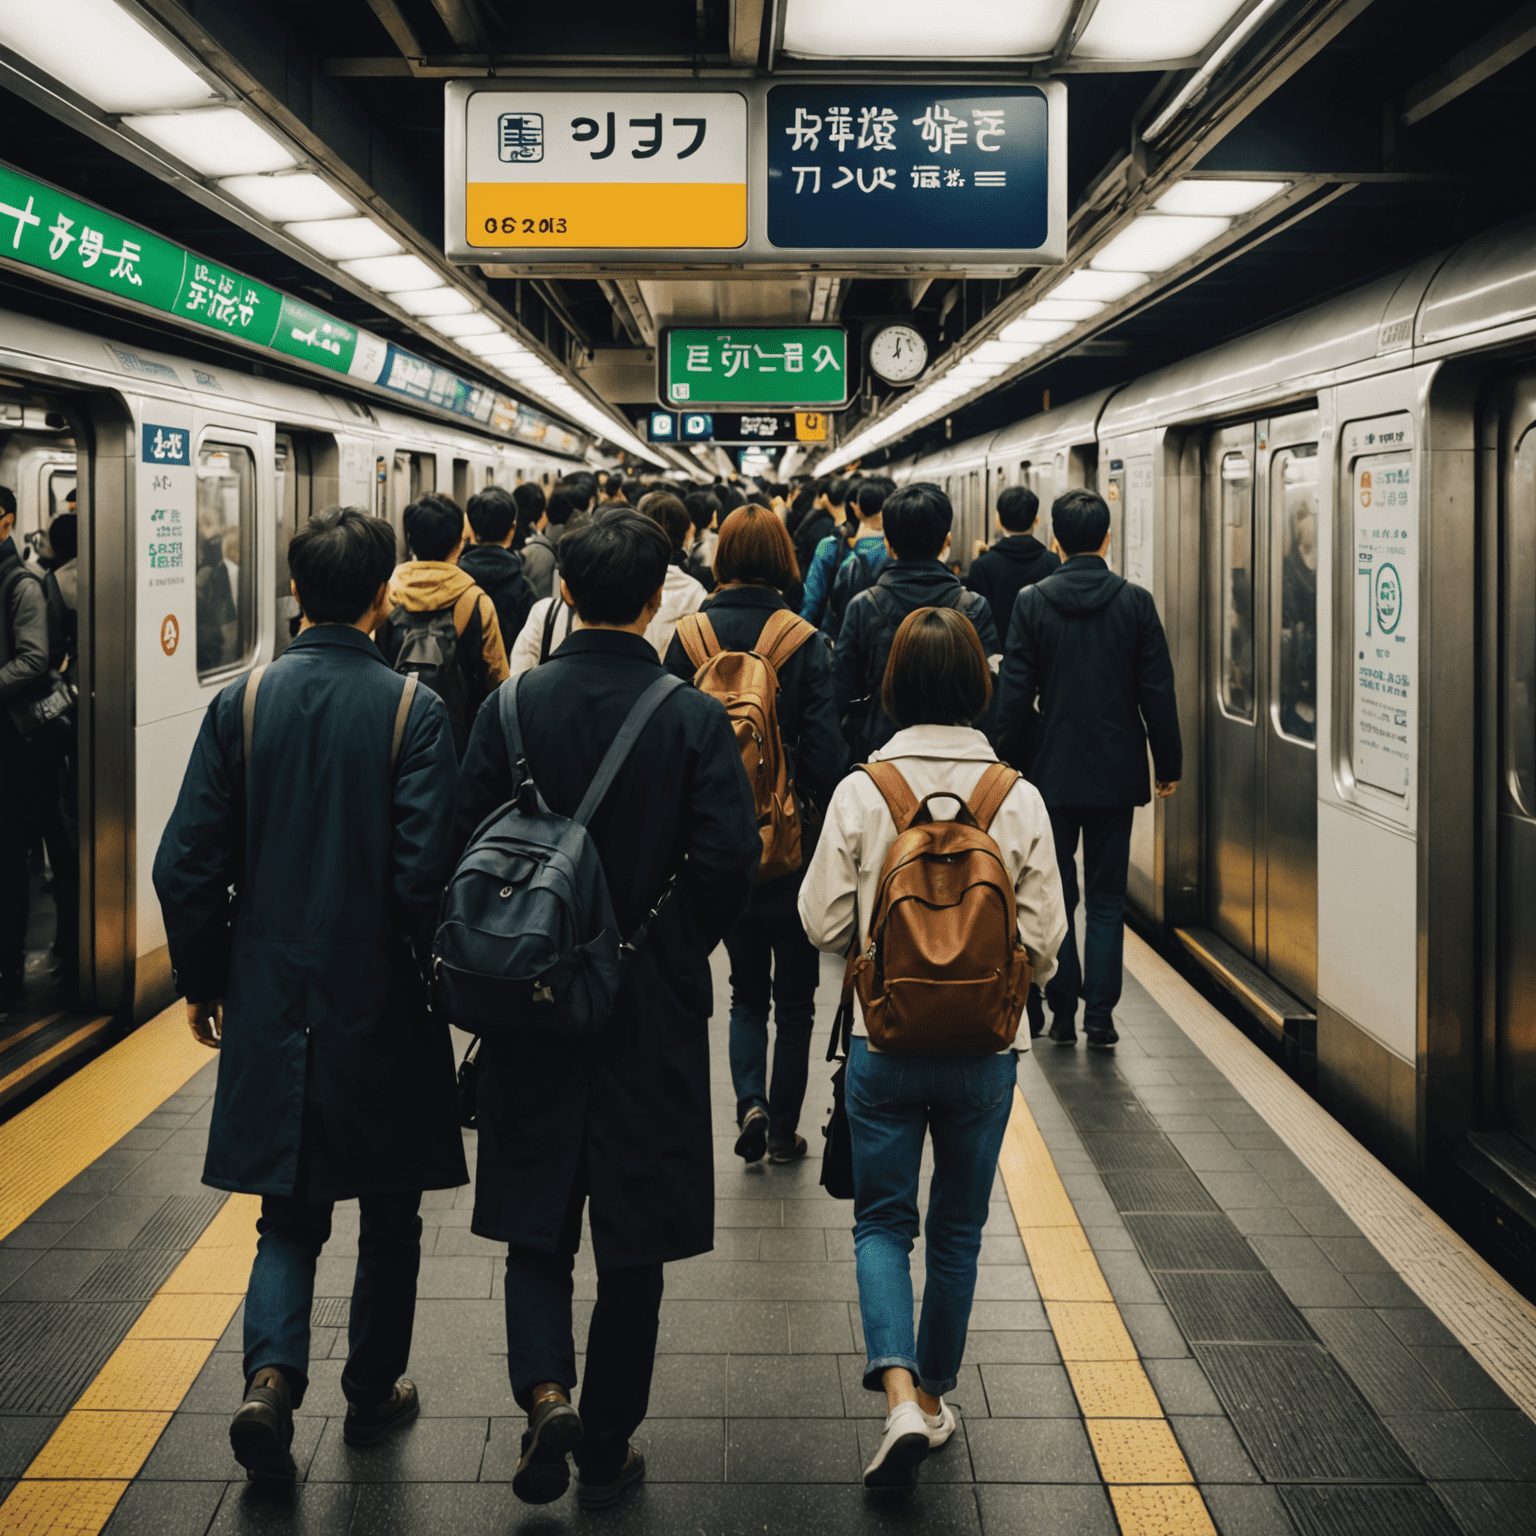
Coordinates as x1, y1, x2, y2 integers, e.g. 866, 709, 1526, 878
799, 606, 1067, 1488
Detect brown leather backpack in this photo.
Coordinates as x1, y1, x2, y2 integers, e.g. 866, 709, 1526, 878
845, 761, 1033, 1055
677, 607, 816, 883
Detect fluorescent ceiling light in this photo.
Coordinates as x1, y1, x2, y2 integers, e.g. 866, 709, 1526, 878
392, 286, 475, 317
424, 313, 503, 339
0, 0, 219, 113
284, 217, 401, 261
1155, 179, 1290, 217
1026, 298, 1104, 322
1142, 0, 1281, 140
337, 253, 441, 292
970, 340, 1037, 366
999, 316, 1076, 344
218, 173, 353, 223
1090, 213, 1230, 273
781, 0, 1071, 58
948, 361, 1005, 382
124, 107, 295, 177
1076, 0, 1249, 61
1051, 269, 1148, 302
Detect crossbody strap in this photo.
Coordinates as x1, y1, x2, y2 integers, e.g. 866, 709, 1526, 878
241, 664, 268, 770
245, 663, 417, 776
573, 673, 686, 826
538, 599, 560, 664
389, 675, 419, 772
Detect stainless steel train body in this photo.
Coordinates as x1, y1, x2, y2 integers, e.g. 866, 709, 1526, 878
0, 306, 578, 1028
905, 213, 1536, 1184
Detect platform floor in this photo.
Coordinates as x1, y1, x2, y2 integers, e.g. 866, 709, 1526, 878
3, 940, 1536, 1536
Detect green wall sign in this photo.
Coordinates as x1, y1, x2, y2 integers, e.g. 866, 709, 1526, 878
662, 327, 847, 409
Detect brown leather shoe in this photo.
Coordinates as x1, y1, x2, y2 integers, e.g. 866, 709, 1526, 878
512, 1390, 584, 1504
230, 1367, 297, 1482
344, 1378, 420, 1446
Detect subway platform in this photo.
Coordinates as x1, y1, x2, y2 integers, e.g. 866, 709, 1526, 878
2, 936, 1535, 1536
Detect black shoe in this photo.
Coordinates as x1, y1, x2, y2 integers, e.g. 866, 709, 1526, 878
576, 1446, 646, 1509
1026, 986, 1046, 1039
512, 1396, 584, 1504
734, 1105, 769, 1163
343, 1378, 420, 1446
229, 1367, 297, 1483
1047, 1016, 1077, 1047
1085, 1024, 1120, 1051
769, 1134, 807, 1165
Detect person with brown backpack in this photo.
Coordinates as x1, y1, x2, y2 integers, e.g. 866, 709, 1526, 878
665, 504, 846, 1164
799, 606, 1066, 1489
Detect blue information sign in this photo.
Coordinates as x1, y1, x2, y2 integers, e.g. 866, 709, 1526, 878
766, 85, 1050, 252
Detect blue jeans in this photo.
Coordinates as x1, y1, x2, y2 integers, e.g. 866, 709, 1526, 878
243, 1190, 422, 1409
846, 1042, 1017, 1394
1043, 805, 1135, 1030
724, 914, 820, 1145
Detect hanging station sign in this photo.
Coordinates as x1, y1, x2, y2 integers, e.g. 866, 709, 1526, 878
660, 328, 847, 409
647, 409, 831, 444
445, 79, 1066, 267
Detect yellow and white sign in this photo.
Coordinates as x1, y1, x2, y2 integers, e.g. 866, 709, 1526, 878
463, 91, 748, 251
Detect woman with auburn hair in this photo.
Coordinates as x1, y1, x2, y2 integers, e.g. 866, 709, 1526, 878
799, 606, 1067, 1489
664, 505, 846, 1165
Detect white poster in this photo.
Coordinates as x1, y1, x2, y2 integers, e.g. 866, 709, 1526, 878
134, 407, 197, 727
1124, 454, 1153, 588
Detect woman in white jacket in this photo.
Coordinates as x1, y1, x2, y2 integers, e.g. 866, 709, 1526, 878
799, 607, 1067, 1489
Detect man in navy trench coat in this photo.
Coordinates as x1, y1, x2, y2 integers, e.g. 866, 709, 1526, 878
154, 508, 468, 1482
453, 508, 760, 1509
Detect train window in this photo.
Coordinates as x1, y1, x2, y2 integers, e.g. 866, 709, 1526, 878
1273, 445, 1319, 744
485, 466, 495, 489
46, 467, 76, 522
194, 442, 256, 680
452, 457, 470, 506
1508, 427, 1536, 815
1219, 451, 1255, 721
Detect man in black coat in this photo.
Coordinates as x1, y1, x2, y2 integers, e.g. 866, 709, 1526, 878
791, 475, 840, 581
153, 508, 468, 1481
964, 483, 1061, 638
832, 482, 1000, 762
454, 508, 759, 1510
993, 488, 1182, 1050
460, 485, 539, 643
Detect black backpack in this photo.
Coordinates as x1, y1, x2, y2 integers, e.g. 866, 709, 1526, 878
383, 590, 480, 757
432, 671, 685, 1044
823, 544, 887, 640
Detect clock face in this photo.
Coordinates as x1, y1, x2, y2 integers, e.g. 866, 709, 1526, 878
869, 324, 928, 384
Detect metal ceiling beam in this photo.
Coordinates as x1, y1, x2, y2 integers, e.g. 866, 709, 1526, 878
1401, 2, 1536, 125
430, 0, 487, 53
1048, 0, 1104, 68
596, 279, 657, 347
363, 0, 425, 64
728, 0, 768, 67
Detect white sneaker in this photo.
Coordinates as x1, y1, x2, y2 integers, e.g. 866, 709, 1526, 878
863, 1401, 930, 1488
922, 1400, 956, 1449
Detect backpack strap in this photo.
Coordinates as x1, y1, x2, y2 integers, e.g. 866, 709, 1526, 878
538, 599, 560, 664
965, 762, 1020, 833
498, 673, 526, 770
390, 675, 418, 772
857, 761, 921, 832
241, 664, 268, 771
452, 586, 480, 635
675, 611, 720, 671
756, 608, 816, 672
572, 673, 686, 827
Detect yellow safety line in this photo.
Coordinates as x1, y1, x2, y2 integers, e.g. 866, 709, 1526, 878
0, 1017, 112, 1099
0, 1004, 210, 1241
0, 1012, 64, 1056
0, 1192, 259, 1536
1000, 1085, 1217, 1536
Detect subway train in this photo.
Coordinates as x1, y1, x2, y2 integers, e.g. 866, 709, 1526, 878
0, 303, 581, 1032
894, 211, 1536, 1204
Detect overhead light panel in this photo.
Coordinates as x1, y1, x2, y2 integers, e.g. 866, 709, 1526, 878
1090, 214, 1230, 273
392, 287, 475, 317
1050, 269, 1149, 302
1025, 298, 1105, 322
948, 361, 1006, 382
1076, 0, 1251, 62
971, 340, 1038, 366
424, 313, 503, 339
1155, 179, 1290, 217
284, 218, 401, 261
0, 0, 219, 113
999, 316, 1076, 344
125, 107, 295, 177
781, 0, 1072, 58
337, 253, 442, 292
218, 172, 353, 223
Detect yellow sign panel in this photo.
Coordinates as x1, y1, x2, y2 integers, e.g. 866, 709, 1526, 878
795, 413, 828, 442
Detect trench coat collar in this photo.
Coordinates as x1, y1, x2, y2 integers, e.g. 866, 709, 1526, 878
287, 623, 392, 661
558, 626, 662, 664
704, 583, 786, 613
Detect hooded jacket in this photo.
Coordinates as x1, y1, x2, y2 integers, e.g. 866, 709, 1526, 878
643, 559, 707, 661
964, 532, 1060, 640
993, 555, 1182, 807
0, 537, 49, 737
459, 541, 538, 649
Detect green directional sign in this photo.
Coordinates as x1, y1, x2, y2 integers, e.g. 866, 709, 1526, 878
662, 326, 847, 409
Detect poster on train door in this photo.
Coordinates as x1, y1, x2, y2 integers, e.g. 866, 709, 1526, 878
1352, 446, 1416, 799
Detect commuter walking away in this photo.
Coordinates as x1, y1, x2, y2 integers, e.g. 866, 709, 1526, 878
507, 586, 577, 676
636, 491, 706, 660
521, 488, 574, 601
460, 486, 539, 645
374, 493, 509, 759
153, 508, 469, 1482
510, 480, 547, 552
453, 508, 760, 1510
663, 505, 846, 1166
993, 489, 1181, 1049
800, 607, 1065, 1488
963, 484, 1060, 640
833, 483, 999, 763
818, 475, 895, 641
792, 476, 839, 581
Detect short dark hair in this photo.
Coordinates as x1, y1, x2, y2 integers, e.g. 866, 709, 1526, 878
0, 486, 14, 520
289, 506, 397, 625
48, 512, 78, 562
718, 486, 745, 514
467, 486, 517, 544
638, 491, 691, 554
512, 481, 546, 518
996, 485, 1040, 533
882, 606, 993, 729
714, 504, 799, 590
684, 491, 721, 535
403, 493, 466, 562
856, 476, 896, 519
1052, 488, 1111, 555
827, 476, 852, 508
883, 482, 952, 560
622, 479, 645, 505
545, 489, 578, 528
557, 475, 594, 513
559, 508, 671, 625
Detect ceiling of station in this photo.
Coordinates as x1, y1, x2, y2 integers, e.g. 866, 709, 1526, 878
1, 0, 1534, 468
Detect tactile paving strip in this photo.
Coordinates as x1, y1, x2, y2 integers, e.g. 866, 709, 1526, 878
1100, 1170, 1220, 1213
1124, 1213, 1264, 1272
1196, 1342, 1420, 1482
1158, 1271, 1312, 1342
0, 1302, 141, 1412
312, 1296, 350, 1328
1110, 1485, 1219, 1536
1277, 1484, 1461, 1535
131, 1192, 226, 1251
1078, 1133, 1189, 1171
73, 1250, 181, 1301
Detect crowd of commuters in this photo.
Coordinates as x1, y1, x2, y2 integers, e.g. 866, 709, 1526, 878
151, 461, 1181, 1498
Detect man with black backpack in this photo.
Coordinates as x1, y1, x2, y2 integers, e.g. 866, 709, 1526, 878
818, 475, 894, 640
460, 486, 539, 644
833, 483, 999, 763
451, 507, 759, 1512
375, 493, 509, 759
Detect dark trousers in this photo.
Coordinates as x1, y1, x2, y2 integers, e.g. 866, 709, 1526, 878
0, 741, 43, 986
1043, 805, 1136, 1029
243, 1190, 423, 1409
723, 912, 820, 1144
503, 1148, 664, 1473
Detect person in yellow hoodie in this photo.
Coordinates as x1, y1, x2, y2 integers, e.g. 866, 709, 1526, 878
376, 494, 509, 758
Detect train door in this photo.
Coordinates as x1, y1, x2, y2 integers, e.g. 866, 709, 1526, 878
1205, 410, 1320, 1003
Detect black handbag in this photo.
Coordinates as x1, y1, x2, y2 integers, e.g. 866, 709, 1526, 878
456, 1037, 481, 1128
819, 996, 856, 1200
5, 668, 75, 758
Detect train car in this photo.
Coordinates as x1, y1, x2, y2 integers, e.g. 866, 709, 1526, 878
904, 212, 1536, 1206
0, 303, 579, 1031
